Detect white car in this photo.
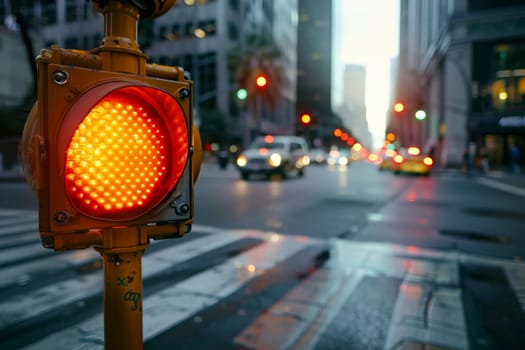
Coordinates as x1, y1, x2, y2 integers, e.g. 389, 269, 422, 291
236, 135, 310, 180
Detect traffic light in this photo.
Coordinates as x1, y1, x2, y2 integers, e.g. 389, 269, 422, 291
415, 109, 427, 121
300, 113, 312, 125
236, 88, 248, 101
21, 46, 201, 250
393, 102, 405, 113
255, 74, 268, 89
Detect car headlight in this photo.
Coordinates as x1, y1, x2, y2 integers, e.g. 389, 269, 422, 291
268, 153, 282, 167
338, 157, 348, 166
302, 155, 310, 166
236, 155, 248, 167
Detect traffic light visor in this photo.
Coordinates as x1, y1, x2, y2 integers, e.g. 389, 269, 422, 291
60, 84, 189, 221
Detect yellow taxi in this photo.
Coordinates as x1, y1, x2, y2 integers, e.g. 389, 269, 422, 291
392, 146, 433, 176
378, 149, 398, 171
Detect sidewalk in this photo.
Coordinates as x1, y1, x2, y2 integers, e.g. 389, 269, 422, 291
436, 166, 525, 191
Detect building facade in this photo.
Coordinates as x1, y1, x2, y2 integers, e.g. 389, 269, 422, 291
4, 0, 298, 149
334, 64, 372, 149
296, 0, 335, 147
394, 0, 525, 169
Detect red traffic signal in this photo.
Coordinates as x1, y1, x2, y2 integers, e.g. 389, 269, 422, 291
21, 46, 202, 250
63, 86, 187, 220
300, 113, 312, 125
393, 102, 405, 113
255, 74, 268, 88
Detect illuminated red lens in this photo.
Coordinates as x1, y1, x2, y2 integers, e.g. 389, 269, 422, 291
256, 75, 267, 87
64, 86, 188, 221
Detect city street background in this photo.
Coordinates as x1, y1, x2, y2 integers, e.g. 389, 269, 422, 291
1, 160, 525, 349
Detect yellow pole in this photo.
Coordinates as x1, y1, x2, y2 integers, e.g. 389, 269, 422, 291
92, 3, 148, 348
97, 226, 149, 350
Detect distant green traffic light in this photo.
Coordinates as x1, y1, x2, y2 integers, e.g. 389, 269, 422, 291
415, 109, 426, 121
236, 88, 248, 100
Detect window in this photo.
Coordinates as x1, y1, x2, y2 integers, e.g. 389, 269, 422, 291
469, 0, 525, 11
171, 24, 180, 39
198, 19, 216, 36
229, 0, 240, 12
19, 0, 36, 28
65, 36, 78, 48
0, 2, 5, 25
198, 52, 217, 107
184, 22, 194, 37
41, 0, 57, 25
473, 40, 525, 114
159, 25, 168, 40
66, 2, 81, 22
228, 22, 239, 40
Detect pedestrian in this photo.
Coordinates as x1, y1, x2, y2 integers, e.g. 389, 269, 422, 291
510, 143, 521, 174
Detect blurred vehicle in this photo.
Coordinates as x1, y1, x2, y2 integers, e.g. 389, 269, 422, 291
309, 148, 328, 165
327, 148, 350, 166
378, 149, 398, 171
235, 135, 310, 180
217, 149, 229, 170
392, 146, 434, 176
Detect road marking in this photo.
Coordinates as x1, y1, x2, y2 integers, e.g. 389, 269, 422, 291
384, 271, 467, 350
0, 222, 38, 236
0, 213, 521, 350
0, 231, 250, 330
20, 232, 316, 350
476, 177, 525, 197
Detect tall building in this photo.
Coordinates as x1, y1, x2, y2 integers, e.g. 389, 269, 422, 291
2, 0, 298, 149
395, 0, 525, 169
296, 0, 335, 146
334, 64, 372, 149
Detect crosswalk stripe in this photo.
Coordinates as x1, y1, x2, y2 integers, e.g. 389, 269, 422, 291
0, 231, 39, 247
21, 233, 317, 349
0, 222, 38, 236
476, 177, 525, 197
0, 209, 37, 217
0, 208, 522, 350
384, 272, 468, 350
0, 231, 252, 330
0, 215, 38, 228
0, 248, 100, 288
0, 243, 53, 266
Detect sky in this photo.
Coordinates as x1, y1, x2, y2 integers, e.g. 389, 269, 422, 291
332, 0, 400, 149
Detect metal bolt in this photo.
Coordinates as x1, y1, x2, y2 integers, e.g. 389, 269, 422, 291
53, 211, 70, 224
52, 70, 69, 85
175, 203, 190, 215
42, 237, 55, 249
179, 88, 190, 99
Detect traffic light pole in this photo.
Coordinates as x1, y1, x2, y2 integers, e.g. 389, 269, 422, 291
97, 227, 149, 350
22, 1, 197, 348
92, 2, 152, 349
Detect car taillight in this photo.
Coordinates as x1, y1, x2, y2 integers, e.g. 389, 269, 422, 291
393, 154, 404, 164
423, 156, 433, 166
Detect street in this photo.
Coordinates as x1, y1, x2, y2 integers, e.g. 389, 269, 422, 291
1, 161, 525, 349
